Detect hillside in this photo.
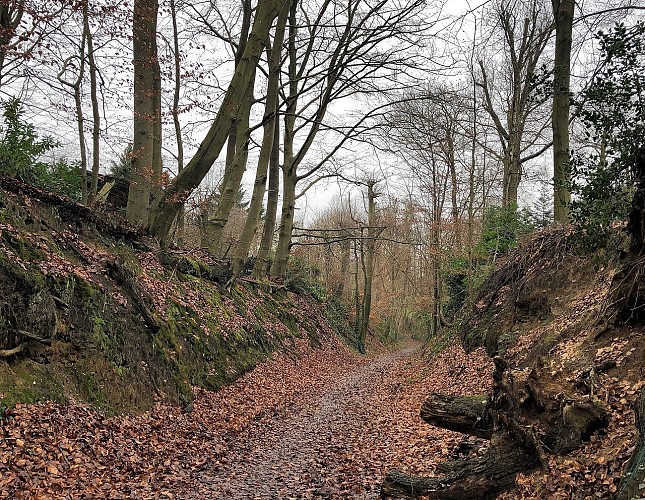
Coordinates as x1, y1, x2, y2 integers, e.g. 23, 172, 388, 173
0, 180, 644, 499
0, 174, 347, 415
383, 228, 645, 499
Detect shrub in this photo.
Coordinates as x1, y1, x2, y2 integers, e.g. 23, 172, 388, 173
0, 98, 58, 184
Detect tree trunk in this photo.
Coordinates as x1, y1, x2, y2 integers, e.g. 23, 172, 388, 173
147, 0, 281, 245
252, 106, 281, 279
420, 394, 493, 439
382, 357, 609, 499
552, 0, 574, 224
84, 0, 101, 204
73, 83, 88, 206
271, 162, 297, 277
151, 50, 163, 203
128, 0, 158, 227
232, 0, 289, 276
269, 0, 298, 278
360, 181, 378, 348
170, 0, 184, 244
382, 434, 536, 499
201, 80, 254, 256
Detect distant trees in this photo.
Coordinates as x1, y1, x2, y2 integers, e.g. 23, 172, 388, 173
2, 0, 645, 345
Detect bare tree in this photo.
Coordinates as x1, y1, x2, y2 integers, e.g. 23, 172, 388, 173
147, 0, 283, 245
477, 0, 553, 209
269, 0, 427, 277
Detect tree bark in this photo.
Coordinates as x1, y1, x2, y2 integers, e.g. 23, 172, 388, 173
252, 104, 281, 279
232, 0, 290, 276
84, 0, 101, 204
420, 394, 493, 439
201, 79, 254, 255
360, 181, 378, 347
271, 161, 297, 277
169, 0, 184, 244
552, 0, 574, 224
128, 0, 158, 227
382, 434, 536, 499
147, 0, 281, 246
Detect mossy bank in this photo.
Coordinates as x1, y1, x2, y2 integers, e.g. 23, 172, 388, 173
0, 180, 349, 415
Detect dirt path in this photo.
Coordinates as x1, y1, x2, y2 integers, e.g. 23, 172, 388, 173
191, 346, 419, 499
1, 338, 492, 498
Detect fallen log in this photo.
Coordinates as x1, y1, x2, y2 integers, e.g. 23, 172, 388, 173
617, 388, 645, 500
381, 434, 537, 499
383, 355, 610, 499
420, 394, 493, 439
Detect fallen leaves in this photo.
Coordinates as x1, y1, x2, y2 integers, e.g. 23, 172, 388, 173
0, 339, 494, 498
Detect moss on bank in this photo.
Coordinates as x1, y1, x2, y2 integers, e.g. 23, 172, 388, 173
0, 188, 349, 415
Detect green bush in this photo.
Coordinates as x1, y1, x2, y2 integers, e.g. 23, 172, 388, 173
0, 98, 58, 184
569, 21, 645, 248
476, 205, 534, 258
39, 159, 83, 201
109, 143, 133, 180
284, 258, 326, 301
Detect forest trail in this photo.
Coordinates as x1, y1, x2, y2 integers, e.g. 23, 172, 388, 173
1, 336, 492, 498
188, 346, 419, 499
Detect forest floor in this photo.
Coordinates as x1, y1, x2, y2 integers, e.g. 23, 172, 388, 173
1, 336, 492, 499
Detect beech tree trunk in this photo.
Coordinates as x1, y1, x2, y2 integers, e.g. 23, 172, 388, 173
84, 0, 101, 204
147, 0, 281, 245
201, 81, 253, 255
270, 0, 299, 277
271, 163, 297, 277
360, 181, 378, 347
128, 0, 158, 227
252, 108, 281, 279
232, 0, 289, 276
552, 0, 574, 224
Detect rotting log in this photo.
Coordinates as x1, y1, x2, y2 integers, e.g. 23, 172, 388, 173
382, 356, 610, 499
617, 388, 645, 500
542, 400, 608, 455
420, 394, 493, 439
381, 434, 536, 499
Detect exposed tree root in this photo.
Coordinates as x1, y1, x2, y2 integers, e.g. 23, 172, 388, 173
382, 353, 609, 498
617, 388, 645, 500
106, 257, 159, 332
382, 435, 536, 499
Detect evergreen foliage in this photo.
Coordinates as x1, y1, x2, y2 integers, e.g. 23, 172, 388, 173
0, 98, 58, 185
476, 205, 534, 258
570, 22, 645, 248
109, 143, 133, 180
